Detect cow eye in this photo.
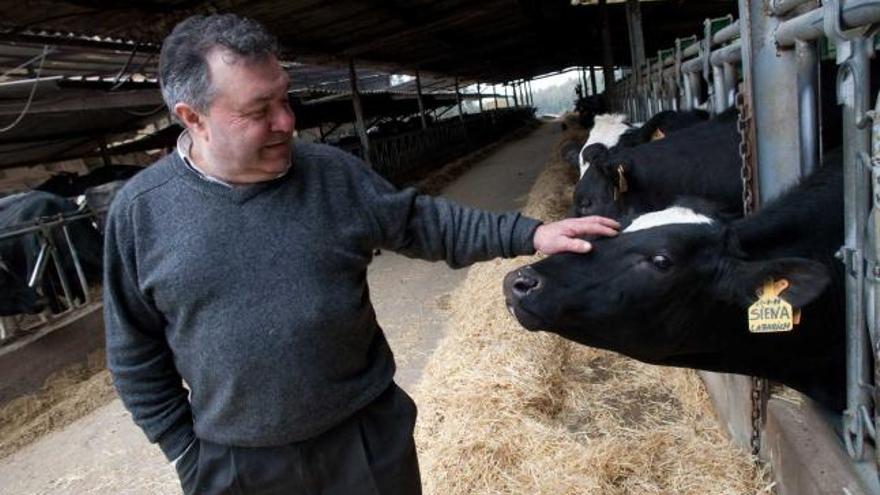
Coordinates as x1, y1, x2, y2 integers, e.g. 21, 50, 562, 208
651, 254, 673, 270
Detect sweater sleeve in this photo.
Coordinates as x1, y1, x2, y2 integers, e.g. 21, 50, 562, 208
103, 198, 195, 461
347, 154, 542, 268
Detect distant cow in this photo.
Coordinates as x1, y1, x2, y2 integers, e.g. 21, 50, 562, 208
504, 157, 844, 411
570, 110, 709, 177
572, 108, 742, 219
35, 165, 143, 198
0, 191, 103, 313
0, 258, 42, 316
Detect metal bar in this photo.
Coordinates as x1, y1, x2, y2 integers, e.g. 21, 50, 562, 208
599, 0, 615, 92
796, 39, 820, 176
838, 35, 874, 462
739, 0, 802, 202
477, 82, 484, 113
776, 0, 880, 47
589, 65, 598, 95
348, 59, 371, 167
710, 41, 744, 65
45, 233, 74, 311
770, 0, 819, 16
626, 0, 646, 119
27, 242, 49, 289
61, 223, 90, 305
723, 62, 738, 108
713, 19, 742, 45
415, 69, 427, 130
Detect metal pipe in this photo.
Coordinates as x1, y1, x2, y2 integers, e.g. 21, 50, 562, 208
739, 0, 803, 202
712, 64, 728, 112
769, 0, 815, 16
710, 41, 744, 65
723, 62, 738, 108
626, 0, 646, 118
599, 0, 616, 92
713, 19, 741, 45
839, 35, 874, 462
61, 223, 90, 305
776, 0, 880, 47
415, 70, 427, 130
348, 59, 371, 167
46, 234, 74, 311
796, 39, 819, 176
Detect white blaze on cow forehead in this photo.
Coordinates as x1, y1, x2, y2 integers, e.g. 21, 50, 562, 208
578, 113, 631, 178
623, 207, 714, 233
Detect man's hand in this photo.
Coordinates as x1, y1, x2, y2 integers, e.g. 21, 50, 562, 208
533, 216, 620, 255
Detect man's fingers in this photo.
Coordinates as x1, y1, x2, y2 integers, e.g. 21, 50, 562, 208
576, 216, 620, 229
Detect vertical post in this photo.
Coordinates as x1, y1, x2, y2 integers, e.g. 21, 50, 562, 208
738, 0, 801, 202
581, 67, 589, 96
837, 34, 873, 463
348, 59, 371, 167
415, 69, 428, 130
512, 81, 519, 107
492, 84, 499, 110
599, 0, 615, 94
625, 0, 645, 120
589, 65, 598, 96
455, 78, 464, 122
504, 82, 511, 108
477, 82, 484, 113
796, 39, 819, 176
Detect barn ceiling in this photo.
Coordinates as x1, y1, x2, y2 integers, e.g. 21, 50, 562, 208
0, 0, 738, 83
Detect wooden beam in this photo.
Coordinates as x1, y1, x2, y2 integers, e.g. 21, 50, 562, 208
415, 69, 427, 130
0, 89, 163, 116
348, 59, 371, 167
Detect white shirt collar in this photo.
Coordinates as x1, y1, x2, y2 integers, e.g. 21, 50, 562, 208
175, 130, 292, 187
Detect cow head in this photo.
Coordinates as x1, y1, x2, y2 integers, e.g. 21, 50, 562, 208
578, 113, 632, 179
571, 145, 631, 218
503, 206, 830, 364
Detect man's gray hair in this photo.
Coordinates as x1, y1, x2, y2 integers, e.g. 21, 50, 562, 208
159, 14, 279, 119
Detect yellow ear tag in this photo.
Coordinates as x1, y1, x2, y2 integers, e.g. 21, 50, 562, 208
651, 128, 666, 141
616, 164, 628, 193
748, 279, 799, 333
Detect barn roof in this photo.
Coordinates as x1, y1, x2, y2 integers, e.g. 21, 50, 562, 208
1, 0, 737, 83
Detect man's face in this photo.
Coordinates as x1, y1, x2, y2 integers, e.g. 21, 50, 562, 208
197, 49, 295, 182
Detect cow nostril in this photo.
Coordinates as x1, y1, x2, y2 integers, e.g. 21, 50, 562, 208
512, 273, 540, 296
577, 202, 592, 217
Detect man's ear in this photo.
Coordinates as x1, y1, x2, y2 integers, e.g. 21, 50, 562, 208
174, 102, 208, 139
718, 257, 830, 308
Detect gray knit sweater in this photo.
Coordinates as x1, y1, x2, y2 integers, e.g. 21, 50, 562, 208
103, 142, 541, 461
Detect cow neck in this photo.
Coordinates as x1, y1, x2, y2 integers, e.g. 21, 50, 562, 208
170, 152, 287, 204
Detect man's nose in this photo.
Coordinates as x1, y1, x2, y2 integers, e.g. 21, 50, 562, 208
273, 104, 295, 134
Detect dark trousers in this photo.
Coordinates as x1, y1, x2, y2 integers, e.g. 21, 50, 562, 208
175, 383, 422, 495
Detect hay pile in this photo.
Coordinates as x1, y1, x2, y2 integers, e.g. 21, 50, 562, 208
412, 144, 771, 494
0, 350, 114, 459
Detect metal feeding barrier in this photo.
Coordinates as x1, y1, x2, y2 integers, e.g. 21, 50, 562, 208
0, 208, 101, 343
605, 0, 880, 484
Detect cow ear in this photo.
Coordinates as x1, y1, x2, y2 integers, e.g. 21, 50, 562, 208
720, 257, 830, 308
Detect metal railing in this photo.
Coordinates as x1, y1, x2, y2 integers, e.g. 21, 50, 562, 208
605, 0, 880, 476
0, 208, 102, 343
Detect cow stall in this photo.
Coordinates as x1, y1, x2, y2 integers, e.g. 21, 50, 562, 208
600, 0, 880, 492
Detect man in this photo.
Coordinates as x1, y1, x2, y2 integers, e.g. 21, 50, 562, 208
104, 13, 619, 495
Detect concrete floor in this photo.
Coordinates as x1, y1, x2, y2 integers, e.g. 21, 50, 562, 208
0, 121, 559, 495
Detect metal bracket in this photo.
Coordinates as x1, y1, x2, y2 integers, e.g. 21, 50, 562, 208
837, 246, 863, 278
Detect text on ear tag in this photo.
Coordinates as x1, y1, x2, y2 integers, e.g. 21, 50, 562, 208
748, 279, 796, 333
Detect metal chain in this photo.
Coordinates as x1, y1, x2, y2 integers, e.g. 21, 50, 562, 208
735, 83, 766, 457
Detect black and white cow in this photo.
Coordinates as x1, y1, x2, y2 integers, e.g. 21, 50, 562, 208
0, 191, 103, 313
571, 110, 709, 178
35, 164, 143, 198
0, 258, 43, 316
504, 156, 844, 411
572, 108, 742, 219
